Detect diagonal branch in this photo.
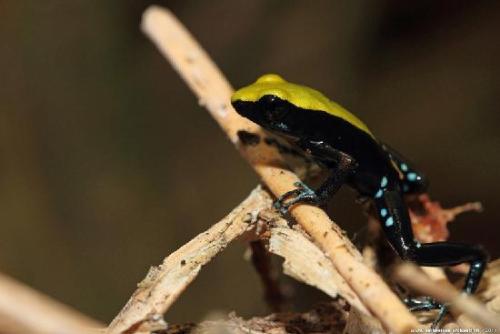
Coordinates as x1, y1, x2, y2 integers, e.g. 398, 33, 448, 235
107, 187, 271, 334
137, 6, 420, 334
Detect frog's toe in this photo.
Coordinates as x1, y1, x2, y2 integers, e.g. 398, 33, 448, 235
431, 304, 449, 329
273, 181, 319, 214
404, 296, 441, 312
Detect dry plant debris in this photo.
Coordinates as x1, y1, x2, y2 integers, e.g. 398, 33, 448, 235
127, 259, 500, 334
107, 186, 378, 334
147, 302, 349, 334
409, 194, 482, 243
118, 261, 500, 334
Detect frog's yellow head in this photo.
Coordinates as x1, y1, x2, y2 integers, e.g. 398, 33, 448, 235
231, 74, 333, 111
231, 74, 303, 135
231, 74, 372, 137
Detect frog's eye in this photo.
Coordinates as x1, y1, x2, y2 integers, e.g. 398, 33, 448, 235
260, 94, 278, 105
260, 95, 287, 122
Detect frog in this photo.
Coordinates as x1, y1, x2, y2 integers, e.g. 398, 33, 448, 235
231, 74, 489, 327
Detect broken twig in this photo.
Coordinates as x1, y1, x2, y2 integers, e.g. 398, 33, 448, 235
107, 187, 270, 333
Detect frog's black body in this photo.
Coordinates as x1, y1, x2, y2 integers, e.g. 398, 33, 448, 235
234, 96, 395, 194
231, 74, 489, 327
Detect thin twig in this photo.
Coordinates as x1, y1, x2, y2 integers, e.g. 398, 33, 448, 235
139, 6, 420, 333
107, 187, 271, 334
393, 263, 500, 329
0, 272, 103, 334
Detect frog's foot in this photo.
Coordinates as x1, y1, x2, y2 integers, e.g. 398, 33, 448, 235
404, 296, 441, 312
405, 296, 449, 329
273, 181, 320, 215
431, 304, 449, 329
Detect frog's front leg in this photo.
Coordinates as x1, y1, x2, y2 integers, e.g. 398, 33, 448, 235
274, 140, 357, 214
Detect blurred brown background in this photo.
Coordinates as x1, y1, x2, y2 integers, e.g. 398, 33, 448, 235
0, 0, 499, 325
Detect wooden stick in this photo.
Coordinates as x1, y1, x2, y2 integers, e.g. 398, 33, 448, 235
107, 187, 271, 334
393, 263, 500, 329
139, 6, 419, 333
0, 272, 103, 334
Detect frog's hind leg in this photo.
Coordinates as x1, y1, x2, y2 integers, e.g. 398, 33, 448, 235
373, 187, 489, 327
